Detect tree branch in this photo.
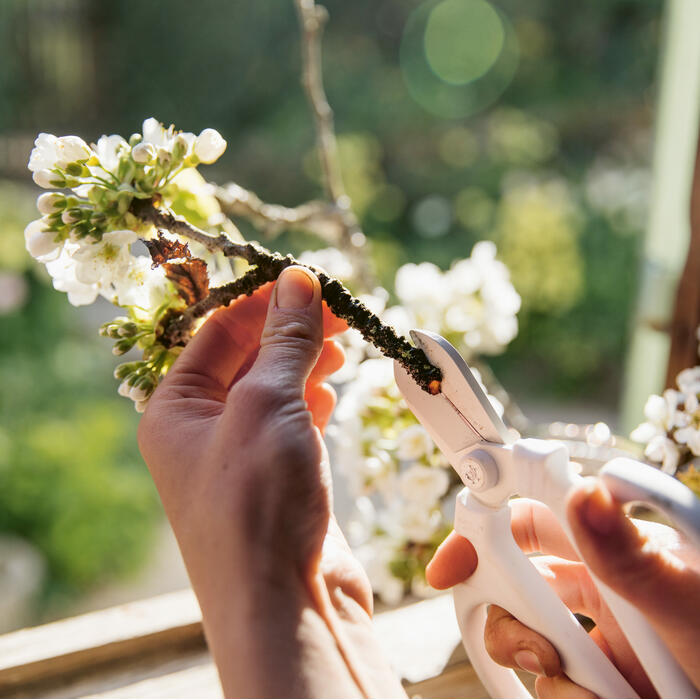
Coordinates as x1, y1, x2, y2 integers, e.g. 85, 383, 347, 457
132, 198, 441, 392
215, 182, 344, 242
293, 0, 376, 290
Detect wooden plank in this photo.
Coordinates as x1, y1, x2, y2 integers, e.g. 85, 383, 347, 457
93, 662, 222, 699
0, 589, 500, 699
0, 589, 203, 693
372, 594, 463, 685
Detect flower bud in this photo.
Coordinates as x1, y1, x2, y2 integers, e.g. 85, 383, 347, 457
132, 142, 155, 164
134, 399, 149, 414
116, 191, 133, 215
118, 321, 139, 337
65, 162, 83, 177
58, 135, 91, 164
129, 379, 154, 402
112, 337, 136, 355
62, 209, 80, 225
37, 192, 64, 215
33, 169, 56, 188
114, 362, 136, 380
172, 133, 194, 162
157, 147, 171, 166
194, 128, 227, 164
129, 133, 142, 147
24, 219, 61, 260
118, 380, 132, 397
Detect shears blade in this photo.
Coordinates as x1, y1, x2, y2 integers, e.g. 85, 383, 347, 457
394, 330, 509, 456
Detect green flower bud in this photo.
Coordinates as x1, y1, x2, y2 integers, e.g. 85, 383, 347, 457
114, 362, 137, 380
65, 162, 83, 177
117, 191, 133, 215
113, 337, 137, 355
118, 321, 139, 337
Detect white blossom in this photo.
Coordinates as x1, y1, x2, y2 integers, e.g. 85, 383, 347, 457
194, 128, 227, 164
355, 537, 404, 606
70, 229, 137, 287
677, 367, 700, 397
630, 421, 661, 444
24, 219, 62, 261
142, 118, 174, 149
298, 247, 354, 281
644, 435, 681, 474
112, 257, 171, 311
58, 135, 91, 164
398, 465, 449, 506
36, 192, 62, 215
131, 142, 155, 164
94, 134, 128, 174
674, 426, 700, 457
45, 246, 99, 306
396, 425, 433, 461
33, 169, 57, 189
397, 502, 442, 543
28, 133, 60, 172
28, 133, 91, 174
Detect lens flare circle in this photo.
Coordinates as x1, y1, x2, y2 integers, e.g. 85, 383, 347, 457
400, 0, 519, 119
424, 0, 504, 86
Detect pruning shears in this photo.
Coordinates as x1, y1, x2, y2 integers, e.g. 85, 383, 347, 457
394, 329, 700, 699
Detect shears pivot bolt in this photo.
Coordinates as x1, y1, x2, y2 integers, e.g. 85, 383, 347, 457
458, 449, 499, 492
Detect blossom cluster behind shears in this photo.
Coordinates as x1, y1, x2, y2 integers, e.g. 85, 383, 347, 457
631, 357, 700, 475
315, 241, 520, 604
25, 119, 230, 411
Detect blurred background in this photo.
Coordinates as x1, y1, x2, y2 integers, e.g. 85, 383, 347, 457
0, 0, 698, 630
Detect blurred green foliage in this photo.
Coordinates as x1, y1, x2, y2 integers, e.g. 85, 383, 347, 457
0, 185, 159, 598
0, 0, 663, 598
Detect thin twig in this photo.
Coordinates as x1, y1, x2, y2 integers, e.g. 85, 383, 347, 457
293, 0, 376, 290
215, 183, 344, 242
132, 198, 441, 392
294, 0, 344, 202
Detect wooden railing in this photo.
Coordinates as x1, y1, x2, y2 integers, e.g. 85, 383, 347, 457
0, 588, 536, 698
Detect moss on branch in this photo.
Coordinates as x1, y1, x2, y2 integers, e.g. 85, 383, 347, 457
131, 198, 441, 392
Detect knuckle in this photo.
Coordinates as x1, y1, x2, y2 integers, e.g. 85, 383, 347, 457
261, 315, 320, 349
235, 375, 298, 418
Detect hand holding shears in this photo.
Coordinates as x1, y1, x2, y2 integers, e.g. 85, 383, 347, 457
394, 330, 700, 698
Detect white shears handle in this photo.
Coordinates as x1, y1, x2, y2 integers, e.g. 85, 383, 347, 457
453, 441, 700, 698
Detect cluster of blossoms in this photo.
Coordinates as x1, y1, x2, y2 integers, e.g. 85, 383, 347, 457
25, 119, 522, 604
330, 356, 506, 604
302, 241, 521, 384
25, 119, 229, 410
326, 245, 517, 604
631, 363, 700, 474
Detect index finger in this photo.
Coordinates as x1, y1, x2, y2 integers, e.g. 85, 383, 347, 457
510, 499, 579, 561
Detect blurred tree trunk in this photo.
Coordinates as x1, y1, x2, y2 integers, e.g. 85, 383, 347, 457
665, 128, 700, 386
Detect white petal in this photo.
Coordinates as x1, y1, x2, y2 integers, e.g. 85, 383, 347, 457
194, 128, 227, 164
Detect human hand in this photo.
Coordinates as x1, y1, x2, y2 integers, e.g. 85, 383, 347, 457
138, 266, 403, 698
426, 479, 700, 698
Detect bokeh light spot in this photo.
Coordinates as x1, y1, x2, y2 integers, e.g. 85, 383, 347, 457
424, 0, 504, 85
412, 195, 452, 238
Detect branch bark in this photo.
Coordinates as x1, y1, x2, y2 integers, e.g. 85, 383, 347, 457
293, 0, 375, 289
215, 183, 344, 242
132, 198, 441, 392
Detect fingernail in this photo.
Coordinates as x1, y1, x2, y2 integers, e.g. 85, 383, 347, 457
275, 267, 315, 309
514, 650, 545, 675
581, 480, 619, 536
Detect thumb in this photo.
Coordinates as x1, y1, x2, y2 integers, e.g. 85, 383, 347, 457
247, 266, 323, 393
566, 478, 698, 621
